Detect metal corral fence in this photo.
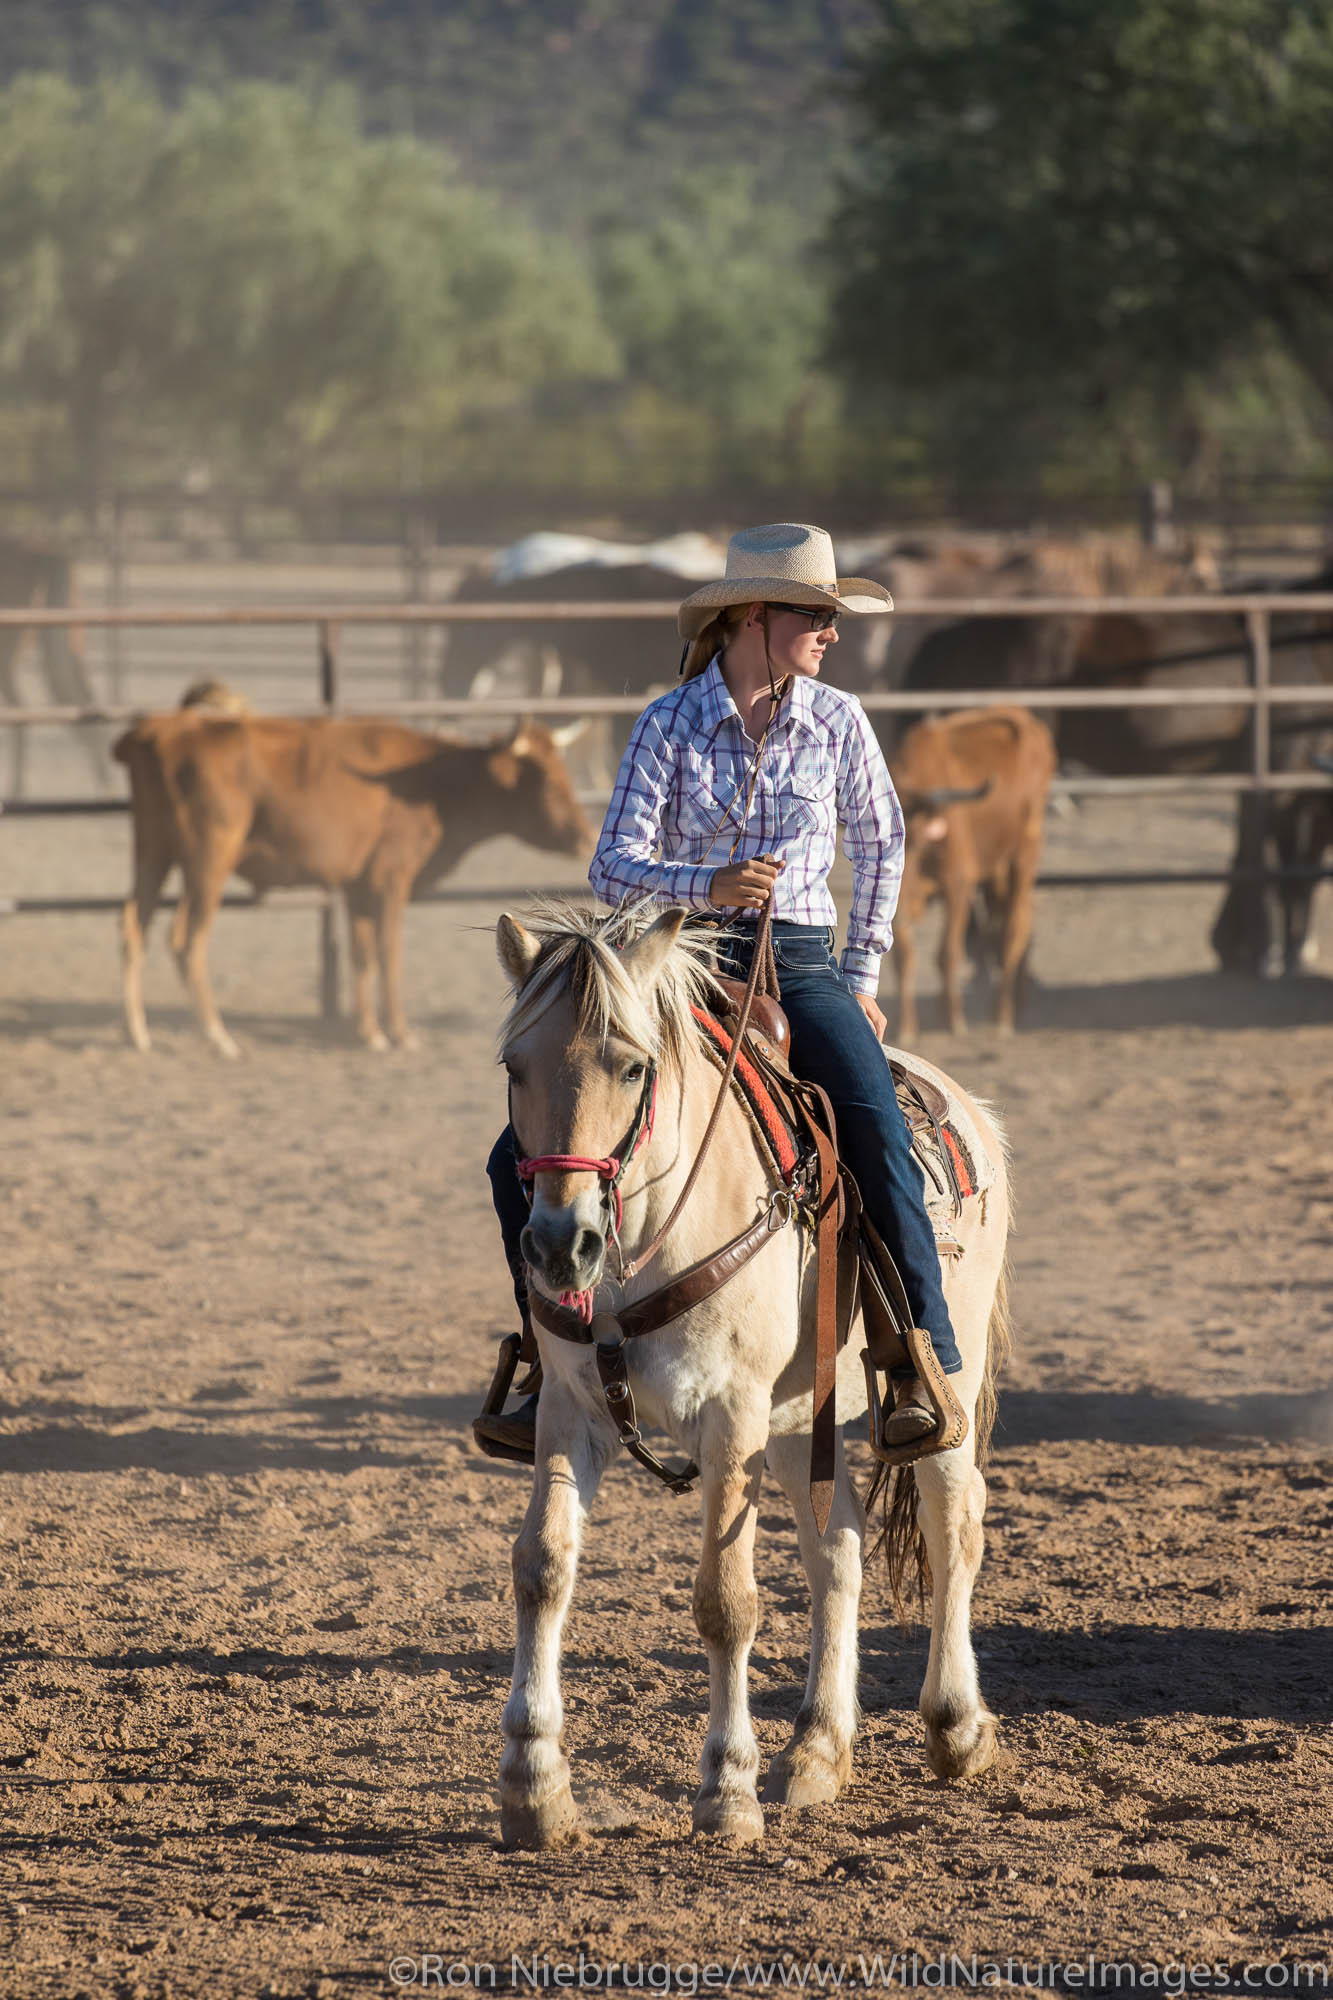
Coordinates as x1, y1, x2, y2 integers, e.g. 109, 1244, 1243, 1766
3, 596, 1332, 1008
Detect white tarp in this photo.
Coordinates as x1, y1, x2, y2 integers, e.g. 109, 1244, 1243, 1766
492, 531, 727, 586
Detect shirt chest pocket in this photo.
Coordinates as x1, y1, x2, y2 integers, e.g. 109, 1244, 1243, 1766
676, 746, 749, 844
779, 744, 836, 839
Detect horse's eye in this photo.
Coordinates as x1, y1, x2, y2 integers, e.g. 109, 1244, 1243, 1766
623, 1062, 646, 1085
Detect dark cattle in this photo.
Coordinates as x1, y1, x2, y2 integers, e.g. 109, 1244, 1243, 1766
900, 569, 1333, 975
1260, 744, 1333, 973
890, 706, 1056, 1040
828, 540, 1002, 698
114, 712, 593, 1058
441, 560, 688, 702
836, 535, 1219, 709
440, 558, 693, 791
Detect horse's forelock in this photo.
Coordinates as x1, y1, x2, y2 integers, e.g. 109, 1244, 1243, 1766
498, 902, 715, 1065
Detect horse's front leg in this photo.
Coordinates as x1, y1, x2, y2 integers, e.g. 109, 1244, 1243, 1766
500, 1383, 609, 1849
761, 1429, 864, 1808
913, 1450, 997, 1779
691, 1403, 768, 1844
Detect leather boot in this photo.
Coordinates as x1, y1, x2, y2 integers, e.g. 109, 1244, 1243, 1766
881, 1373, 937, 1449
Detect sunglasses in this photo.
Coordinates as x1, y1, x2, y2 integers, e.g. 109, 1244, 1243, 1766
769, 601, 841, 632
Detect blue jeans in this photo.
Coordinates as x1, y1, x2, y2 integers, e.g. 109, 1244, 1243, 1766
488, 1125, 533, 1325
714, 921, 960, 1375
487, 920, 960, 1375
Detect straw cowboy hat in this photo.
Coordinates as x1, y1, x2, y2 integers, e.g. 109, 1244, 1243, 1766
676, 522, 893, 639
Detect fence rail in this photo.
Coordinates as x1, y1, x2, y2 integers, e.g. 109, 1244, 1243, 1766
4, 596, 1332, 1004
5, 593, 1330, 783
2, 589, 1333, 625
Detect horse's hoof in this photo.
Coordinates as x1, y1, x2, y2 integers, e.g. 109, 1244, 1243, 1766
210, 1034, 242, 1061
925, 1709, 997, 1781
500, 1786, 583, 1850
692, 1791, 765, 1845
762, 1746, 848, 1809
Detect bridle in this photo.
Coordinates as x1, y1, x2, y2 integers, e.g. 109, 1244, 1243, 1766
505, 608, 826, 1487
511, 1064, 659, 1309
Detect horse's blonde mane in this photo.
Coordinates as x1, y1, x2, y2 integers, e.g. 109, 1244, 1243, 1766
499, 900, 720, 1064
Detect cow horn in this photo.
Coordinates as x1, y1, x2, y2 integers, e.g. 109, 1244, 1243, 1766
550, 720, 590, 750
912, 779, 992, 810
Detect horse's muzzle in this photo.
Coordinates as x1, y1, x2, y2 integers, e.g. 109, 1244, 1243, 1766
521, 1208, 607, 1293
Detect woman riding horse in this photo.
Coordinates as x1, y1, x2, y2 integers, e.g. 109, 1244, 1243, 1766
475, 520, 961, 1460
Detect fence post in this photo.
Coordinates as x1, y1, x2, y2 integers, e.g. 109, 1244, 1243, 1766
318, 617, 343, 1023
402, 511, 429, 700
319, 617, 343, 711
1248, 604, 1271, 792
108, 491, 126, 705
1140, 480, 1176, 552
1224, 603, 1275, 972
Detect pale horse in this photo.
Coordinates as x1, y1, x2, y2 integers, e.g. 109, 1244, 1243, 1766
494, 900, 1012, 1848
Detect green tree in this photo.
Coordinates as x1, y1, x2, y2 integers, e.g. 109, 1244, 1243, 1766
831, 0, 1333, 457
593, 173, 831, 483
0, 74, 618, 490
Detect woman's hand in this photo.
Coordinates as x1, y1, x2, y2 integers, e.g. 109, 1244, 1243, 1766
855, 991, 887, 1041
707, 853, 785, 909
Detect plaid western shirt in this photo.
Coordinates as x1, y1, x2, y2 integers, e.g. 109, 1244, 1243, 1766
588, 658, 905, 997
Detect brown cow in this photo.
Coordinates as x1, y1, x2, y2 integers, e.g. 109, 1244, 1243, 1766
113, 713, 593, 1057
890, 706, 1056, 1040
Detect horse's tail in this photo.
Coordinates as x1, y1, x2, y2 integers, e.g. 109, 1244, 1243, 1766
975, 1250, 1013, 1470
866, 1453, 927, 1624
869, 1250, 1014, 1623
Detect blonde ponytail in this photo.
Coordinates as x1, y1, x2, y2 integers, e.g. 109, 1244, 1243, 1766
679, 603, 749, 682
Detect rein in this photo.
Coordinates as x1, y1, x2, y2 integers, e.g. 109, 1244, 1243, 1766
620, 896, 777, 1282
620, 625, 787, 1280
516, 633, 822, 1498
514, 898, 790, 1494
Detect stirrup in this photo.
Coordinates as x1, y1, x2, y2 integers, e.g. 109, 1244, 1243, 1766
863, 1327, 968, 1468
472, 1333, 541, 1465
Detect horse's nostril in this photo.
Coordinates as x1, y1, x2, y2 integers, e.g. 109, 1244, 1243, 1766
521, 1215, 604, 1285
575, 1227, 603, 1269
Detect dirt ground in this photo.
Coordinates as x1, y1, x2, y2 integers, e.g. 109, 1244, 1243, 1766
1, 779, 1331, 1999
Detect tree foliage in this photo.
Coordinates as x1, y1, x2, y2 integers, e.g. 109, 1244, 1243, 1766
832, 0, 1333, 442
2, 4, 1332, 512
593, 175, 827, 452
0, 0, 873, 228
0, 75, 615, 483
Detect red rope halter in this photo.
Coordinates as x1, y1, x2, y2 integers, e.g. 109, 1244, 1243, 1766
514, 1075, 659, 1243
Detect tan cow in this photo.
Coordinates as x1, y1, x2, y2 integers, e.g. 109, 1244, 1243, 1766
890, 706, 1056, 1040
113, 712, 593, 1057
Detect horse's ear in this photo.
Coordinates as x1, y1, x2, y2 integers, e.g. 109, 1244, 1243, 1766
497, 913, 542, 989
617, 907, 688, 991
